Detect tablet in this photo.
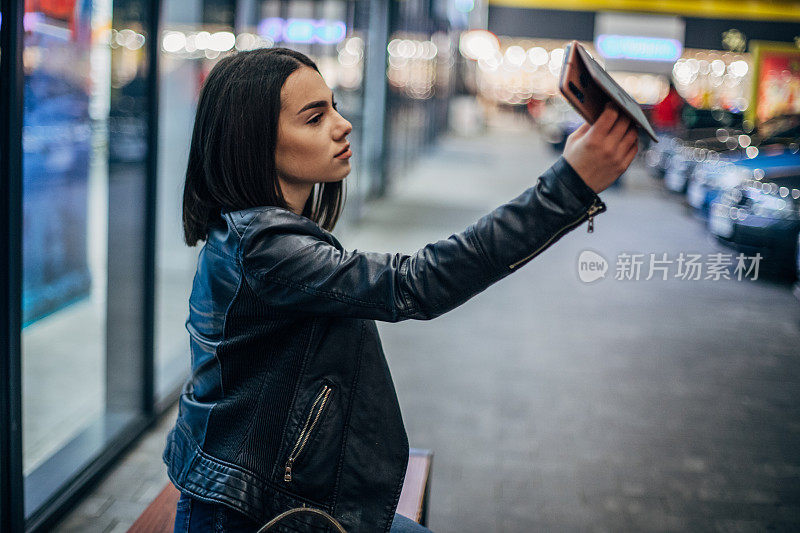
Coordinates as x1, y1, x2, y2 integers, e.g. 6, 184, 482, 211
559, 40, 659, 142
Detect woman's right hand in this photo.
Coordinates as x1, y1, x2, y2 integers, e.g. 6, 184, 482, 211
563, 104, 639, 194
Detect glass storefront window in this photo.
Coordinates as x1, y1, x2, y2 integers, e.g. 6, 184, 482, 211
22, 0, 107, 479
154, 0, 206, 401
4, 0, 381, 527
21, 0, 152, 517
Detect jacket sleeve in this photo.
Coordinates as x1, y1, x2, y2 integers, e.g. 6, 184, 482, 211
239, 157, 606, 322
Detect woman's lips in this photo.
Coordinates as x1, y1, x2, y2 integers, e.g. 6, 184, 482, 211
334, 145, 352, 159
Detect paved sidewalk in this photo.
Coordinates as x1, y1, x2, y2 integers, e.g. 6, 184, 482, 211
52, 401, 178, 532
54, 120, 800, 532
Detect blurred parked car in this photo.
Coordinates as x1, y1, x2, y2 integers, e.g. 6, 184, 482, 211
709, 161, 800, 279
644, 133, 680, 178
645, 107, 743, 180
687, 114, 800, 217
663, 146, 703, 194
687, 153, 746, 216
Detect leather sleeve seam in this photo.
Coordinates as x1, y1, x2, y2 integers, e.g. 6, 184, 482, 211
246, 269, 393, 312
396, 259, 418, 316
225, 213, 243, 239
204, 242, 238, 262
466, 225, 498, 277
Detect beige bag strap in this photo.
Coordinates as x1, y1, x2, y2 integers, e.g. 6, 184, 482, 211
257, 506, 348, 533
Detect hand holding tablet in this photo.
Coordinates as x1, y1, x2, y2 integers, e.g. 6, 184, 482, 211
556, 41, 654, 193
558, 40, 659, 143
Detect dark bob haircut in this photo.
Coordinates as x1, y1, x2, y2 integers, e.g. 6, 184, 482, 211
182, 47, 346, 246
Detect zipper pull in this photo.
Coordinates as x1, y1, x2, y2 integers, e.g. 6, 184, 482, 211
284, 459, 294, 482
586, 199, 603, 233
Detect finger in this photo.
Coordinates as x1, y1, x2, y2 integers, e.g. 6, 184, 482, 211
608, 114, 633, 144
611, 124, 637, 156
623, 125, 639, 149
621, 139, 638, 169
571, 122, 591, 139
591, 104, 619, 135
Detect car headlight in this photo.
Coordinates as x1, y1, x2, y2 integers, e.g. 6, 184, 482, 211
702, 161, 734, 187
718, 167, 752, 189
744, 188, 797, 219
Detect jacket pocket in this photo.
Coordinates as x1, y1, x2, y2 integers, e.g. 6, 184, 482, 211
283, 382, 335, 483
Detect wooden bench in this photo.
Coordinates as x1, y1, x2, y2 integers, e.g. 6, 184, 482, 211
396, 448, 433, 526
128, 448, 433, 532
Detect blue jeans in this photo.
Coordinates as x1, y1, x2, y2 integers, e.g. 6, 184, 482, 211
174, 492, 433, 532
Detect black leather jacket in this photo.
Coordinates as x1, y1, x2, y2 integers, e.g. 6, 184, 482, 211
162, 157, 606, 532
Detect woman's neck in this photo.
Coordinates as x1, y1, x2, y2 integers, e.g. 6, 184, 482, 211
278, 178, 313, 215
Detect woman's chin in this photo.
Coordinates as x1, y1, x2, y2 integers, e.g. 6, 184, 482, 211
332, 169, 351, 181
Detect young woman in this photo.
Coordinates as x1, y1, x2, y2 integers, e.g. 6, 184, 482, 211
164, 47, 637, 533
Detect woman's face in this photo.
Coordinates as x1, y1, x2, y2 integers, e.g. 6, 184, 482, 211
275, 67, 352, 211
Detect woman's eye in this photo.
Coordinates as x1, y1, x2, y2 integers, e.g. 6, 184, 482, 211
308, 114, 322, 124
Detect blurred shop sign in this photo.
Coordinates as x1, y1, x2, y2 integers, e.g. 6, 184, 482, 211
748, 41, 800, 124
486, 0, 800, 23
257, 17, 346, 45
595, 35, 681, 62
594, 12, 684, 75
30, 0, 75, 21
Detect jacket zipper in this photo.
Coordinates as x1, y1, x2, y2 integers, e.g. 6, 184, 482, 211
284, 384, 333, 482
508, 198, 604, 270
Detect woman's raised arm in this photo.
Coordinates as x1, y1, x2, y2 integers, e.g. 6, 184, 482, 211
237, 156, 605, 322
